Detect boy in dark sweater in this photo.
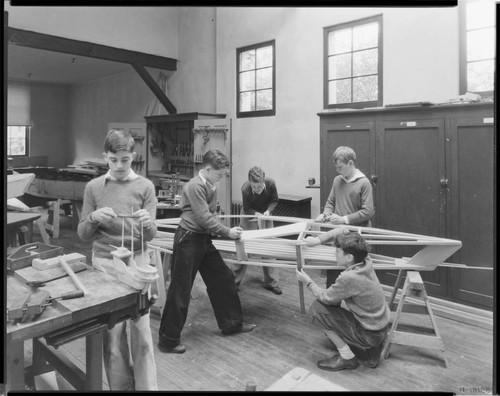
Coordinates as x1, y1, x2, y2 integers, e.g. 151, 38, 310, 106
232, 166, 281, 294
158, 149, 255, 354
78, 129, 158, 390
296, 230, 390, 371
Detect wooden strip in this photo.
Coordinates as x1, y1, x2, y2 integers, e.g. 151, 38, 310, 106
59, 257, 89, 295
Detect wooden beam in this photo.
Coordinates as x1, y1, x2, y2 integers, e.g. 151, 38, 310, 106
132, 63, 177, 114
8, 27, 177, 71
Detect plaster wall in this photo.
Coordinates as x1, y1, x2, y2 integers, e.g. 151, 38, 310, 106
30, 83, 70, 168
68, 70, 159, 165
167, 7, 217, 113
215, 7, 459, 217
4, 3, 179, 58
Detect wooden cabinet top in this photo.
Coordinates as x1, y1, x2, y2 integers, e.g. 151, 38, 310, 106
317, 102, 494, 118
145, 112, 226, 123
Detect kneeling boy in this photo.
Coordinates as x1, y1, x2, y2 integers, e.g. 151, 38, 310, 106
296, 230, 390, 371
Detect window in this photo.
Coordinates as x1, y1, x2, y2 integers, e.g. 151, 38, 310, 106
7, 125, 30, 156
324, 15, 382, 109
237, 40, 276, 118
459, 0, 495, 96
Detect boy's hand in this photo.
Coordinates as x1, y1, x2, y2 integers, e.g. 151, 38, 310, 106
91, 207, 117, 224
133, 209, 153, 228
315, 213, 327, 222
263, 210, 270, 216
229, 226, 243, 240
297, 236, 321, 247
296, 268, 312, 285
327, 214, 346, 224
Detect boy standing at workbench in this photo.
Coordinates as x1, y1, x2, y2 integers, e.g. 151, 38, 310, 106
296, 230, 390, 371
78, 129, 158, 390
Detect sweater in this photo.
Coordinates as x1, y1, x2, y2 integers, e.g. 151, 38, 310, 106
178, 174, 231, 237
241, 178, 279, 215
323, 169, 374, 226
308, 256, 390, 331
77, 175, 157, 258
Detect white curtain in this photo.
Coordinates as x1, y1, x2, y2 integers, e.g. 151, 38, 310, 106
7, 82, 31, 125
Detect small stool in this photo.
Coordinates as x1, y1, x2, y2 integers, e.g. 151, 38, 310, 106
382, 271, 448, 367
46, 199, 71, 238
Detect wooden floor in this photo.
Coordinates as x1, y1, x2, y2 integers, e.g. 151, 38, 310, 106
17, 208, 495, 393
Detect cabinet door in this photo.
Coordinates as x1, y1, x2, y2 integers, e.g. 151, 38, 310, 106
320, 120, 375, 220
193, 119, 232, 218
449, 115, 494, 308
108, 123, 147, 177
376, 118, 447, 297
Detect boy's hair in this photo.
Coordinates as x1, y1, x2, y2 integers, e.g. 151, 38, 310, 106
104, 129, 135, 153
332, 146, 356, 165
334, 232, 370, 263
248, 166, 265, 183
202, 149, 230, 170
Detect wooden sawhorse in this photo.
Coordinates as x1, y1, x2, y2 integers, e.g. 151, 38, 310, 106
382, 270, 448, 367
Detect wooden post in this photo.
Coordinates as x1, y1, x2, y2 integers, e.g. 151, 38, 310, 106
295, 244, 305, 314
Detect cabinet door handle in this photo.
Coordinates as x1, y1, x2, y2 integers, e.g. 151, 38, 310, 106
440, 178, 449, 189
370, 174, 378, 185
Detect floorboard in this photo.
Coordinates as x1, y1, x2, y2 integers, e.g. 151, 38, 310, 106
18, 209, 495, 393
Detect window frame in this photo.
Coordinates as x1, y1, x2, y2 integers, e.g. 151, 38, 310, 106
458, 0, 495, 97
323, 14, 383, 109
7, 125, 30, 157
236, 39, 276, 119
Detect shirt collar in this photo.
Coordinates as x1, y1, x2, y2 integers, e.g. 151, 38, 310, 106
104, 169, 138, 184
341, 169, 365, 183
199, 170, 216, 191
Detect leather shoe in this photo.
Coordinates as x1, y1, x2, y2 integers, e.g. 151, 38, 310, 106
264, 285, 283, 295
158, 343, 186, 354
357, 343, 384, 368
317, 355, 359, 371
222, 323, 256, 335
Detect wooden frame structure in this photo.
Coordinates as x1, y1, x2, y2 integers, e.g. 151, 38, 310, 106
148, 215, 462, 314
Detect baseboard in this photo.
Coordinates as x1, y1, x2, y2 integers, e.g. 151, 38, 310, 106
382, 285, 493, 331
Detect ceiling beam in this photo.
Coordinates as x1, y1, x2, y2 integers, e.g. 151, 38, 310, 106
8, 27, 177, 71
132, 63, 177, 114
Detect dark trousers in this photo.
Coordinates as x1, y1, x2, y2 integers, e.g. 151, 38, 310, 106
159, 227, 243, 347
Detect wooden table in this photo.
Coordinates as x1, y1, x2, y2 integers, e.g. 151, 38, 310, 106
7, 211, 42, 246
5, 268, 147, 392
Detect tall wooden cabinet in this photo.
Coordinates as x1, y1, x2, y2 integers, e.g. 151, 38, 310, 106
318, 102, 494, 309
144, 113, 232, 215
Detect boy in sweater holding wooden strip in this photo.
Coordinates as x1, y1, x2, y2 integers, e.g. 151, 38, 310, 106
78, 129, 158, 390
296, 230, 390, 371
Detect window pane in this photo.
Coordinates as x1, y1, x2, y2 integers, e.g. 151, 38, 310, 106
256, 89, 273, 110
240, 91, 255, 112
466, 0, 495, 29
329, 54, 351, 79
10, 126, 25, 138
9, 138, 26, 156
467, 60, 494, 92
328, 79, 351, 104
353, 75, 378, 102
353, 49, 378, 76
240, 71, 255, 91
467, 28, 495, 61
240, 50, 255, 71
328, 29, 351, 55
256, 67, 273, 90
256, 45, 273, 68
353, 22, 378, 50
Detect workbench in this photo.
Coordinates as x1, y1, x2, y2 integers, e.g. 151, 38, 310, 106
7, 211, 42, 246
5, 267, 150, 392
